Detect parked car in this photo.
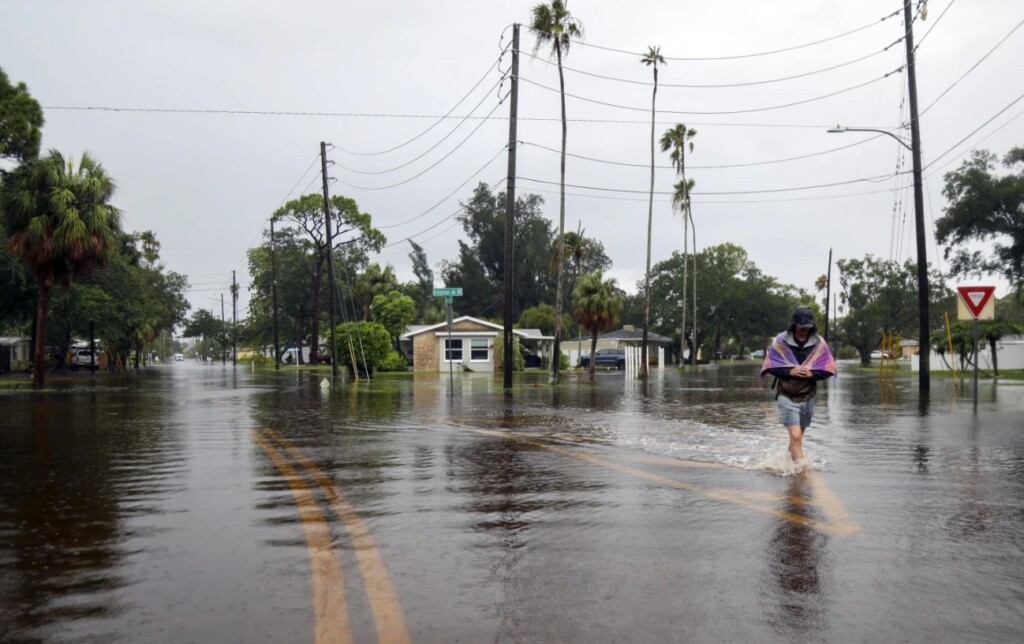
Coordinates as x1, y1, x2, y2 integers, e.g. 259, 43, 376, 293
71, 348, 99, 370
870, 350, 896, 359
173, 353, 184, 362
751, 349, 765, 359
580, 348, 626, 370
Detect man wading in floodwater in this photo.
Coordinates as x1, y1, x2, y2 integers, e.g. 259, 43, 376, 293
760, 307, 837, 469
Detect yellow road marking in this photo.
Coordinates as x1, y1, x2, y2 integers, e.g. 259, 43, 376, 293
266, 429, 411, 644
252, 431, 351, 644
451, 423, 861, 536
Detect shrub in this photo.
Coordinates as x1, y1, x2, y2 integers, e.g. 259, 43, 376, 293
334, 321, 391, 375
378, 351, 409, 372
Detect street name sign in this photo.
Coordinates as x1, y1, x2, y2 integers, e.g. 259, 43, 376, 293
956, 285, 995, 320
432, 287, 463, 297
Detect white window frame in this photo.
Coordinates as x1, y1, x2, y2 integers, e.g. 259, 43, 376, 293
444, 338, 463, 362
470, 338, 490, 362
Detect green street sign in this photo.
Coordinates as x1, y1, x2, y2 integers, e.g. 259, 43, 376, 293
433, 287, 463, 297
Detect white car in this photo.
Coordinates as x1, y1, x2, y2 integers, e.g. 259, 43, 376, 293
173, 353, 184, 362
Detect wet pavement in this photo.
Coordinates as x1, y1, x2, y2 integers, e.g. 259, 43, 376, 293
1, 362, 1022, 643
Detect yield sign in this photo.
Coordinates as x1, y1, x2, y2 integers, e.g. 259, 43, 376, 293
957, 285, 996, 319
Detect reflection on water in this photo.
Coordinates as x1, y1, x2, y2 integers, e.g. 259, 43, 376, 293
763, 474, 830, 638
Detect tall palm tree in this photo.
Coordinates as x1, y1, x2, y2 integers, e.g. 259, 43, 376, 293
572, 271, 622, 380
640, 45, 665, 378
661, 124, 697, 365
0, 150, 121, 388
530, 0, 583, 384
550, 226, 594, 363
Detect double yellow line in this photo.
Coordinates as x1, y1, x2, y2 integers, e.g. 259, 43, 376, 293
253, 429, 410, 644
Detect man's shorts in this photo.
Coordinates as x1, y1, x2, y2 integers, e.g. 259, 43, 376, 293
777, 394, 816, 430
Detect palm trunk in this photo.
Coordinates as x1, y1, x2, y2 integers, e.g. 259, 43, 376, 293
642, 66, 657, 380
552, 44, 567, 385
33, 283, 49, 389
680, 198, 689, 367
989, 337, 999, 376
589, 331, 598, 380
690, 208, 697, 365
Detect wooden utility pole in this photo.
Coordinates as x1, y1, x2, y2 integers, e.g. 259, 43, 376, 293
825, 248, 832, 344
220, 293, 226, 365
270, 217, 280, 370
320, 141, 339, 377
502, 23, 519, 392
231, 270, 237, 366
903, 0, 930, 391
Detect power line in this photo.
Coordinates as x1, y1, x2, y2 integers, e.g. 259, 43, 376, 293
334, 49, 507, 157
922, 103, 1024, 180
922, 89, 1024, 171
376, 145, 508, 230
332, 99, 507, 191
916, 16, 1024, 119
520, 183, 900, 205
535, 9, 901, 62
522, 46, 894, 89
334, 75, 505, 175
519, 134, 886, 170
518, 67, 903, 116
914, 0, 957, 52
517, 171, 906, 196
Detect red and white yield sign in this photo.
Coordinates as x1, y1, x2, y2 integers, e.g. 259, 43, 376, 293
956, 285, 996, 320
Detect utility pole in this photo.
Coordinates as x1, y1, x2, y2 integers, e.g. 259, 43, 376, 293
502, 23, 519, 392
271, 217, 280, 370
231, 270, 237, 366
825, 248, 832, 344
220, 293, 226, 365
320, 141, 339, 378
903, 0, 930, 391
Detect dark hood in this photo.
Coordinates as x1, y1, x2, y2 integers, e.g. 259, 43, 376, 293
788, 306, 817, 335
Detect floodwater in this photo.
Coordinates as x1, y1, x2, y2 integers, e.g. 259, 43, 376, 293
1, 362, 1022, 642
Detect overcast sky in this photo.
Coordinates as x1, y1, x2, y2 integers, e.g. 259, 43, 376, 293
3, 0, 1022, 323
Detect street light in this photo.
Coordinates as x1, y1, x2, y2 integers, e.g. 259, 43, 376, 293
828, 123, 930, 390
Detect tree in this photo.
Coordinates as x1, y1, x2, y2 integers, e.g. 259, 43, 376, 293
273, 193, 385, 363
661, 124, 697, 364
530, 0, 583, 385
937, 148, 1024, 289
408, 240, 436, 319
247, 226, 314, 364
0, 68, 44, 163
333, 321, 391, 377
0, 151, 121, 387
640, 45, 666, 379
836, 255, 950, 365
355, 264, 398, 321
517, 303, 571, 337
572, 271, 622, 379
370, 290, 416, 350
183, 309, 227, 361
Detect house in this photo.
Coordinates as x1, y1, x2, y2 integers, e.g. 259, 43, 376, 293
565, 325, 676, 366
401, 316, 550, 372
0, 336, 31, 374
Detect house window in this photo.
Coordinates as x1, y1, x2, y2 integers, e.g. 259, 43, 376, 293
470, 338, 489, 361
444, 338, 463, 362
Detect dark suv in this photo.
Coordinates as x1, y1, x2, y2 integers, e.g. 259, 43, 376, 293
580, 348, 626, 370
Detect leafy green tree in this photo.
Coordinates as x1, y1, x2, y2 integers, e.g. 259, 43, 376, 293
408, 240, 436, 319
355, 264, 398, 321
273, 194, 385, 363
517, 303, 571, 337
836, 255, 950, 365
640, 45, 665, 377
937, 148, 1024, 288
443, 183, 556, 318
530, 0, 583, 385
183, 309, 228, 361
247, 226, 314, 363
334, 321, 391, 376
0, 68, 44, 163
573, 271, 622, 379
0, 151, 121, 387
371, 289, 416, 350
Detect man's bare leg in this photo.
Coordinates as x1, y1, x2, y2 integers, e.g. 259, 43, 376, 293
787, 424, 805, 465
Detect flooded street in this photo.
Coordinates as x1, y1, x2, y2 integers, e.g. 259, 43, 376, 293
2, 363, 1022, 643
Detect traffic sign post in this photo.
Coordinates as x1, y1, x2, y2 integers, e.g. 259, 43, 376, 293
434, 287, 463, 392
956, 286, 996, 409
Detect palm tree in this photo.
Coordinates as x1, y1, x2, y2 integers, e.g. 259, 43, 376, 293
530, 0, 583, 384
640, 45, 666, 378
661, 124, 697, 365
550, 226, 594, 363
572, 271, 622, 380
0, 150, 121, 388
